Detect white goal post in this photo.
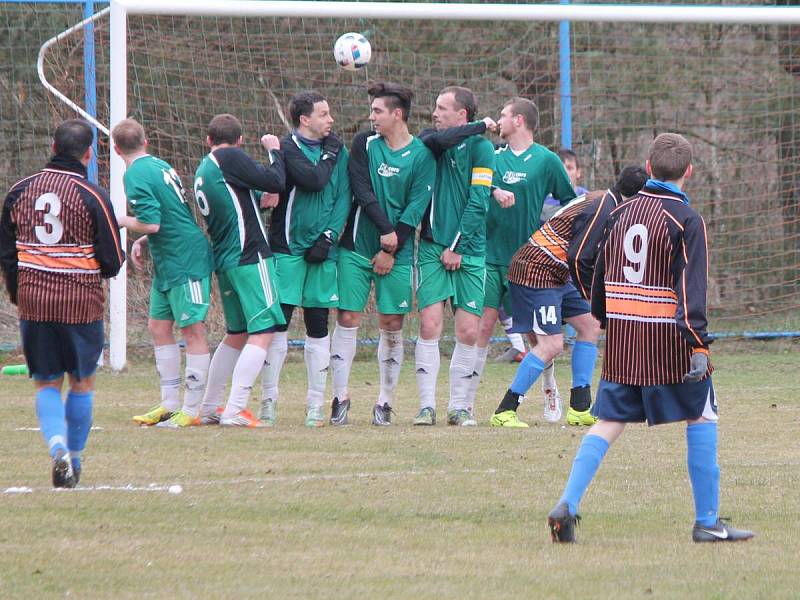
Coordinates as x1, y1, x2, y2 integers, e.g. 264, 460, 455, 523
108, 0, 800, 370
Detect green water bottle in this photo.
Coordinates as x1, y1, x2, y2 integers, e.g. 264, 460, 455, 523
1, 364, 29, 375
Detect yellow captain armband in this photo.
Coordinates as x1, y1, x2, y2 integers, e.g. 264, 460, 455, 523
471, 167, 493, 187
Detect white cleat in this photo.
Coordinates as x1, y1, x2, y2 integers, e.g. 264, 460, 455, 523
543, 386, 563, 423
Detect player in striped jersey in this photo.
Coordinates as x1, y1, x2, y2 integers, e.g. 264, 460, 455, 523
112, 119, 215, 428
548, 133, 753, 543
0, 119, 124, 487
193, 114, 287, 428
491, 166, 647, 428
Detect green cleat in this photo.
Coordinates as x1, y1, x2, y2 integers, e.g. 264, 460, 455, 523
447, 409, 477, 427
413, 407, 436, 426
566, 407, 598, 426
490, 410, 529, 428
305, 406, 325, 428
132, 404, 173, 426
259, 398, 277, 426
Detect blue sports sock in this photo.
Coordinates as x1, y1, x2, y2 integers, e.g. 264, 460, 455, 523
571, 341, 598, 388
559, 434, 610, 516
510, 352, 547, 395
35, 387, 67, 457
66, 391, 93, 469
687, 422, 720, 527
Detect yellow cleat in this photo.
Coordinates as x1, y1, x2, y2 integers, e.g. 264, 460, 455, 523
566, 407, 598, 426
132, 405, 173, 426
490, 410, 530, 428
156, 410, 200, 428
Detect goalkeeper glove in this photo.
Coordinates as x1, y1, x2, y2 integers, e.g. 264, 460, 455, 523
682, 351, 709, 383
304, 230, 334, 263
321, 134, 343, 162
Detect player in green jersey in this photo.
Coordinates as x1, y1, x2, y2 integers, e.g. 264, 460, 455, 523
328, 82, 436, 426
260, 92, 351, 427
413, 86, 496, 427
112, 119, 214, 428
192, 114, 287, 427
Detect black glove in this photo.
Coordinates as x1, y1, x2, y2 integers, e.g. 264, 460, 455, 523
683, 351, 709, 383
304, 230, 334, 263
321, 134, 343, 162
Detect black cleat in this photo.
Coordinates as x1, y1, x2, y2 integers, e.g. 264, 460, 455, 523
52, 449, 77, 489
330, 397, 351, 426
547, 501, 579, 543
692, 518, 754, 543
372, 402, 393, 426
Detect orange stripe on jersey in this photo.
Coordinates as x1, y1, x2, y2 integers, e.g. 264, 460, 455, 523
606, 284, 677, 300
18, 251, 100, 271
606, 297, 677, 319
531, 229, 567, 262
17, 243, 95, 256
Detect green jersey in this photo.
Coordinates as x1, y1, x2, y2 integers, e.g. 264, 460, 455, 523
487, 143, 576, 266
342, 133, 435, 265
419, 130, 495, 257
123, 154, 212, 291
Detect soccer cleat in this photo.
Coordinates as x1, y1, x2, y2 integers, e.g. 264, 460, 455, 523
156, 410, 200, 428
692, 519, 755, 543
372, 403, 393, 426
305, 406, 326, 428
548, 501, 580, 543
566, 407, 598, 426
259, 398, 277, 426
495, 346, 526, 363
543, 387, 563, 423
490, 409, 529, 428
329, 397, 350, 426
220, 409, 264, 428
413, 406, 436, 426
132, 405, 173, 426
447, 409, 477, 427
199, 406, 223, 426
52, 449, 77, 489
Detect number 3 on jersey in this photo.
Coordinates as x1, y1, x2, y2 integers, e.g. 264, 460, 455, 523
623, 224, 648, 284
34, 192, 63, 244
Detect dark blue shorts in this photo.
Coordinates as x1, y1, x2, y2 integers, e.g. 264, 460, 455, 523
508, 281, 590, 335
591, 377, 718, 426
20, 320, 104, 382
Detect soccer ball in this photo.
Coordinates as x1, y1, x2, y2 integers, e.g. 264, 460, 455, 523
333, 33, 371, 71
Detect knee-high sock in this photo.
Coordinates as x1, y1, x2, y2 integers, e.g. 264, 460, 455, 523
65, 390, 93, 470
181, 353, 210, 417
261, 331, 288, 402
571, 340, 598, 389
154, 344, 181, 411
464, 345, 489, 407
687, 422, 720, 527
35, 387, 66, 457
415, 337, 440, 410
200, 343, 241, 417
377, 329, 403, 407
304, 335, 330, 410
559, 434, 610, 515
510, 352, 547, 395
223, 344, 267, 419
449, 341, 477, 412
330, 324, 358, 400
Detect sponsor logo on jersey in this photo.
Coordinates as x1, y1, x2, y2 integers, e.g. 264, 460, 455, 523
401, 150, 411, 158
377, 163, 400, 178
502, 171, 528, 185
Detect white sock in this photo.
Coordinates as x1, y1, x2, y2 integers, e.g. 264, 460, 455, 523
154, 344, 181, 411
200, 343, 241, 418
377, 329, 403, 407
181, 353, 210, 417
261, 331, 288, 402
330, 324, 358, 400
415, 337, 440, 410
464, 345, 489, 407
448, 341, 477, 412
223, 344, 267, 419
304, 335, 330, 410
541, 360, 557, 391
501, 315, 526, 353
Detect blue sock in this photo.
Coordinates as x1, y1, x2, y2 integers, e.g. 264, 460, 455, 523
510, 352, 546, 395
571, 341, 598, 388
35, 387, 67, 457
66, 390, 94, 471
687, 422, 720, 527
559, 434, 610, 515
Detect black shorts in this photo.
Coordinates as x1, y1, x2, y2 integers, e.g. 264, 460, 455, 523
20, 320, 103, 382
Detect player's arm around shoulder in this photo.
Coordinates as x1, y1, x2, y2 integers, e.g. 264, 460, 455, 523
219, 144, 285, 193
419, 121, 488, 157
282, 132, 340, 192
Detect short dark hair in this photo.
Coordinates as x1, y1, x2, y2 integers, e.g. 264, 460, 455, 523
648, 133, 692, 181
368, 81, 414, 122
208, 114, 242, 146
112, 118, 146, 154
616, 165, 648, 197
504, 97, 539, 133
289, 91, 327, 128
558, 148, 579, 169
53, 119, 94, 160
440, 86, 477, 122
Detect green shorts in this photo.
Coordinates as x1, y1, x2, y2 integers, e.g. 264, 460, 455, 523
483, 263, 512, 314
149, 276, 211, 328
273, 252, 339, 308
415, 239, 485, 317
217, 258, 285, 334
337, 248, 413, 315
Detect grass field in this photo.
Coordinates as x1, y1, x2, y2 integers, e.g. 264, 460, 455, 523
0, 344, 797, 599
